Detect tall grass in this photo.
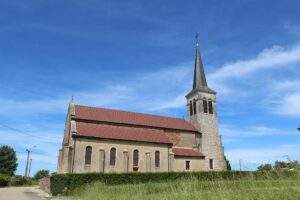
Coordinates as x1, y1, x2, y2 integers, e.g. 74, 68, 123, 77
71, 172, 300, 200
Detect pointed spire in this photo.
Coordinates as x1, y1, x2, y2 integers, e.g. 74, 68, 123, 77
70, 96, 74, 105
193, 33, 208, 89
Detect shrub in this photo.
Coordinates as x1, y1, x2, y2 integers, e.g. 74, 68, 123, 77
257, 164, 273, 171
10, 175, 34, 186
34, 169, 50, 180
0, 174, 9, 187
50, 170, 298, 196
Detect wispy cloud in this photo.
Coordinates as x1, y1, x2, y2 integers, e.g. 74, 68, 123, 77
207, 44, 300, 98
268, 80, 300, 116
273, 93, 300, 116
209, 45, 300, 80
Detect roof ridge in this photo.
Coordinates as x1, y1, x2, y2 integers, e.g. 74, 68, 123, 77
74, 104, 188, 122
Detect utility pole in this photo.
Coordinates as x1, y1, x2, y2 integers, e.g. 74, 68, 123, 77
239, 159, 242, 171
24, 149, 30, 177
28, 159, 32, 177
24, 145, 36, 177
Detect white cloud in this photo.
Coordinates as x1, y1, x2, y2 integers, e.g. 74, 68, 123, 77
207, 44, 300, 99
266, 80, 300, 116
274, 93, 300, 116
209, 45, 300, 80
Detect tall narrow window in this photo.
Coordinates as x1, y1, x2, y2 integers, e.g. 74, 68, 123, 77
110, 148, 116, 166
133, 149, 139, 167
203, 99, 208, 113
85, 146, 92, 165
209, 159, 214, 170
155, 151, 160, 167
193, 99, 197, 114
208, 100, 213, 114
189, 100, 193, 116
186, 161, 190, 170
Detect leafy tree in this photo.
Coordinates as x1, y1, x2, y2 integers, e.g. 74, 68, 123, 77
257, 164, 273, 171
224, 156, 231, 171
0, 145, 18, 176
274, 160, 288, 170
34, 169, 50, 180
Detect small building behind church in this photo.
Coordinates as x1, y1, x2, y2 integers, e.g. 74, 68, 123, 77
57, 38, 227, 173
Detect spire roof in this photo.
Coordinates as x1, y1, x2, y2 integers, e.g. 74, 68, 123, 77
193, 33, 208, 89
186, 33, 216, 97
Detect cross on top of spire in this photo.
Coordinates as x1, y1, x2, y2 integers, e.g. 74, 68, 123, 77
195, 32, 199, 47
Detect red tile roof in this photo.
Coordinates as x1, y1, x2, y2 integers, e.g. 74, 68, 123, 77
172, 147, 204, 157
74, 105, 197, 132
75, 121, 172, 144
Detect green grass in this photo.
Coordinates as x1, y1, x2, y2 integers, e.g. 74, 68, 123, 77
71, 175, 300, 200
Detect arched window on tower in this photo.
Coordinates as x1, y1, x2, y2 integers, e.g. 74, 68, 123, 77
189, 100, 193, 116
85, 146, 92, 165
155, 151, 160, 167
203, 99, 208, 113
208, 100, 213, 114
110, 147, 116, 166
193, 99, 197, 114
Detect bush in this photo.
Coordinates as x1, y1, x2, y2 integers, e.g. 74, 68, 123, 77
257, 164, 273, 171
0, 174, 9, 187
50, 170, 298, 196
9, 175, 34, 186
34, 169, 50, 180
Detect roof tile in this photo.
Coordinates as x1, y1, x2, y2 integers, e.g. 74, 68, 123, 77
74, 105, 197, 132
75, 121, 172, 144
172, 147, 204, 157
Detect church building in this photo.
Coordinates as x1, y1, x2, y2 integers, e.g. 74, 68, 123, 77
57, 38, 227, 173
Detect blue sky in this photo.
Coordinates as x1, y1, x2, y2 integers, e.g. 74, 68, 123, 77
0, 0, 300, 175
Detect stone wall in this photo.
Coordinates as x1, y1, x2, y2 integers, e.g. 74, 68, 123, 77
39, 177, 50, 194
71, 138, 170, 173
173, 156, 205, 172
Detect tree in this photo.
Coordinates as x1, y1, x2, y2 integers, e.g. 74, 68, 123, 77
257, 164, 272, 171
274, 160, 288, 170
224, 156, 231, 171
34, 169, 50, 180
0, 145, 18, 176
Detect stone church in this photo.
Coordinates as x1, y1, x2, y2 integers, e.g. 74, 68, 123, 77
57, 38, 227, 173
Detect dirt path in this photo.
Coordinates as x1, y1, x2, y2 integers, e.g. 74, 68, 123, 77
0, 186, 50, 200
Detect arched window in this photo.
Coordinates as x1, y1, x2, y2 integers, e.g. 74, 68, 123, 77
133, 149, 139, 167
193, 99, 197, 114
203, 99, 208, 113
208, 100, 213, 114
189, 100, 193, 116
110, 148, 116, 166
155, 151, 160, 167
85, 146, 92, 165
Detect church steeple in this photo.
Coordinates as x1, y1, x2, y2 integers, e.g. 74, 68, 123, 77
193, 33, 208, 89
186, 33, 215, 97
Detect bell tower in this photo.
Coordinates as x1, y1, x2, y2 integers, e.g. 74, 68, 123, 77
186, 34, 226, 170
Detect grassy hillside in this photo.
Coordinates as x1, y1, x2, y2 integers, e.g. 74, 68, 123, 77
70, 174, 300, 200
